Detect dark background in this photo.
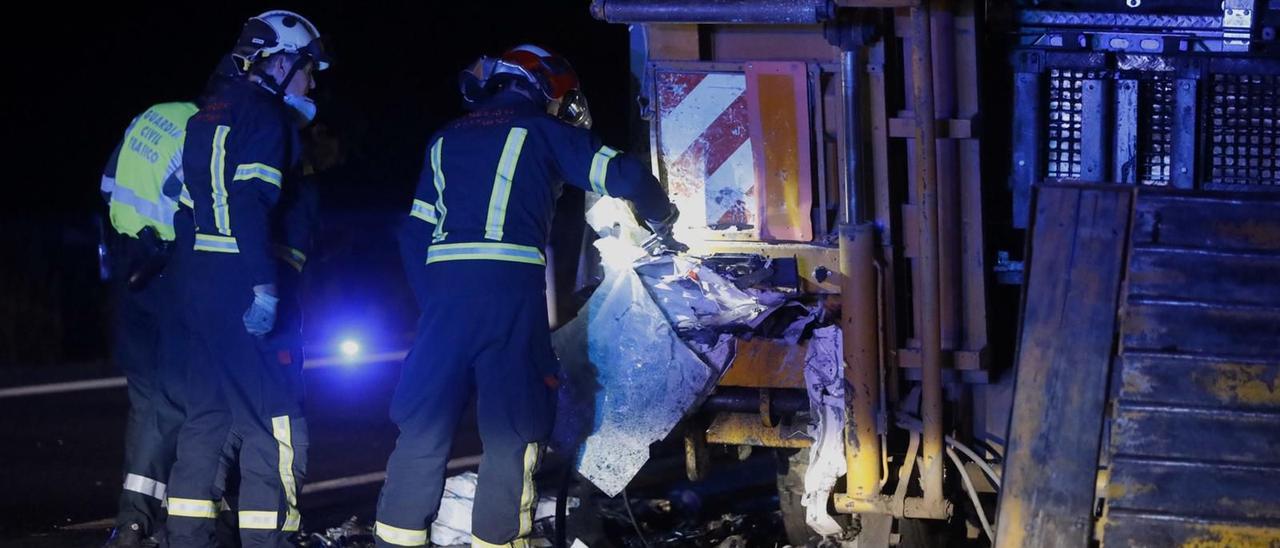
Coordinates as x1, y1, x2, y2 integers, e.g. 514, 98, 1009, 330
0, 1, 628, 379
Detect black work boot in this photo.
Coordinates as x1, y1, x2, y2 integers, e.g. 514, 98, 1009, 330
103, 522, 145, 548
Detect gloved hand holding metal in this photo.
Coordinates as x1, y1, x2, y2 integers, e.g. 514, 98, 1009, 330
643, 204, 689, 256
242, 285, 279, 336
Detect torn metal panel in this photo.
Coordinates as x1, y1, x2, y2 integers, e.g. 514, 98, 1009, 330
635, 255, 771, 332
551, 236, 728, 497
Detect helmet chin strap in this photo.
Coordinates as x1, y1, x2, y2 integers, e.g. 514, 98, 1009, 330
251, 54, 312, 96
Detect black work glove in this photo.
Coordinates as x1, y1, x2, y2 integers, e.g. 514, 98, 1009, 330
643, 204, 689, 256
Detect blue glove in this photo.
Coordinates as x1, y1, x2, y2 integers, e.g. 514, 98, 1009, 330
242, 288, 279, 336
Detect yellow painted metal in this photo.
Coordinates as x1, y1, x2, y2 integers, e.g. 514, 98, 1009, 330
705, 412, 811, 449
689, 241, 840, 293
750, 66, 813, 242
684, 427, 709, 482
1095, 467, 1111, 501
908, 0, 947, 514
840, 224, 882, 502
1177, 524, 1280, 547
718, 338, 808, 389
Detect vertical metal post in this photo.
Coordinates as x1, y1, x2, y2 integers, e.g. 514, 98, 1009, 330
842, 49, 863, 224
1080, 78, 1109, 183
1114, 79, 1139, 185
1011, 67, 1042, 228
909, 0, 946, 511
841, 223, 881, 501
1171, 78, 1197, 189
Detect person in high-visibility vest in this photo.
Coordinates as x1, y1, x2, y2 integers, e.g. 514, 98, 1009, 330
373, 44, 684, 548
99, 99, 198, 548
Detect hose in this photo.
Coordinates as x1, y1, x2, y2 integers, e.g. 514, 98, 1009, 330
894, 412, 1001, 488
622, 488, 650, 547
946, 446, 994, 542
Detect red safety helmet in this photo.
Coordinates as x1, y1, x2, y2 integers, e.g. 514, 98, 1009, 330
496, 44, 579, 101
460, 44, 592, 128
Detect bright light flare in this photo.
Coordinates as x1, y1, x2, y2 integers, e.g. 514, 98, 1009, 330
339, 339, 361, 358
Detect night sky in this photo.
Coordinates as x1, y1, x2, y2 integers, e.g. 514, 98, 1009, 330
0, 2, 630, 369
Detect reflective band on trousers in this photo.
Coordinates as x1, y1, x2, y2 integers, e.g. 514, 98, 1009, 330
284, 508, 302, 532
425, 242, 546, 266
168, 497, 218, 519
375, 521, 428, 546
238, 510, 278, 530
589, 145, 620, 196
518, 442, 539, 537
272, 416, 301, 533
123, 473, 166, 501
194, 233, 239, 253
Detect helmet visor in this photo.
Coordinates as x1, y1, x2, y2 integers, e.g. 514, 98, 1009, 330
301, 37, 331, 71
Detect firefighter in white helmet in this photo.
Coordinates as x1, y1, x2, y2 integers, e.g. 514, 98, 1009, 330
164, 10, 327, 547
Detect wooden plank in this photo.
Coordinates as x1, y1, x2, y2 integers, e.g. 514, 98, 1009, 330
1129, 247, 1280, 307
1132, 194, 1280, 252
1123, 301, 1280, 360
1119, 354, 1280, 410
1104, 513, 1280, 548
1107, 459, 1280, 522
995, 185, 1133, 548
1111, 403, 1280, 465
1105, 190, 1280, 546
1131, 245, 1280, 306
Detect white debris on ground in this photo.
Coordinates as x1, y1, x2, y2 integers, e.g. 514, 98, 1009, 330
430, 472, 579, 546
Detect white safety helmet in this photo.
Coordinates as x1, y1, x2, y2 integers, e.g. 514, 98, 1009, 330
232, 10, 330, 74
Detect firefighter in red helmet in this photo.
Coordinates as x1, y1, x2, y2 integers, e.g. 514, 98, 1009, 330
375, 44, 684, 547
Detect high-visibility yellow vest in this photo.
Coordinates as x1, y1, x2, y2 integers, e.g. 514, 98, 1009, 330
107, 102, 198, 241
